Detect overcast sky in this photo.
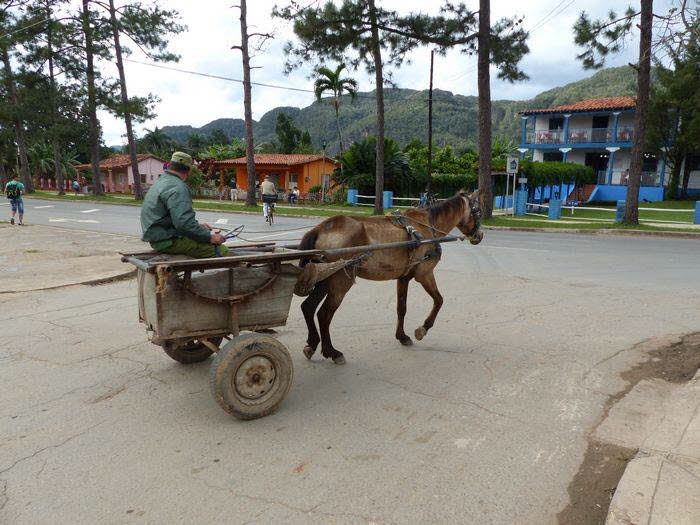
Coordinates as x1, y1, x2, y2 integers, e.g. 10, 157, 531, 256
94, 0, 666, 145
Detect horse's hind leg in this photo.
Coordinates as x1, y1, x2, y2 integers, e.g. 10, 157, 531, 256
301, 281, 328, 359
317, 273, 353, 364
414, 271, 443, 341
395, 276, 413, 346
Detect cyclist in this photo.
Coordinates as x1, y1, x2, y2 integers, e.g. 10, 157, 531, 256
260, 175, 277, 220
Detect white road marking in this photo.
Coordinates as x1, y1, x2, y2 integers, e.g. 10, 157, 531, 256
49, 218, 100, 224
34, 205, 54, 209
247, 230, 299, 241
81, 208, 100, 213
214, 218, 228, 225
0, 202, 8, 206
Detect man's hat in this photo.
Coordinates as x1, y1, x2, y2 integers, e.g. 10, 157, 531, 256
170, 151, 193, 168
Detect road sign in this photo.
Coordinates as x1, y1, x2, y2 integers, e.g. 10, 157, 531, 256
518, 177, 528, 184
506, 156, 519, 174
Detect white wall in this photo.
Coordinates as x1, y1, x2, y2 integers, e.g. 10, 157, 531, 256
128, 157, 165, 185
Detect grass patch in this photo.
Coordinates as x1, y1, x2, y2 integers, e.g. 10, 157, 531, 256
27, 191, 372, 219
484, 216, 700, 233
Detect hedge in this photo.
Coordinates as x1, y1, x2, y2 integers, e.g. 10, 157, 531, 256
519, 160, 595, 186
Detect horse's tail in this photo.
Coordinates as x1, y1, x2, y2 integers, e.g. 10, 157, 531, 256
298, 227, 319, 267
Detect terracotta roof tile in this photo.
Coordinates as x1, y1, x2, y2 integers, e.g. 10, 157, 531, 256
521, 96, 636, 115
216, 154, 336, 167
75, 153, 164, 170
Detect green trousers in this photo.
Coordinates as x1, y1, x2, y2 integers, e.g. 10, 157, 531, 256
152, 237, 229, 258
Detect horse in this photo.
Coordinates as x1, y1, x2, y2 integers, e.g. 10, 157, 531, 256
297, 190, 484, 364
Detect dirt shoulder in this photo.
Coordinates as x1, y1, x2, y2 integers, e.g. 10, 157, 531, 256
1, 224, 142, 293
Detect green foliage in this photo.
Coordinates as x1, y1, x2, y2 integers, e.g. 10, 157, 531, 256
185, 165, 204, 193
334, 136, 410, 194
308, 184, 322, 194
573, 8, 637, 70
314, 64, 358, 105
520, 160, 595, 186
275, 113, 314, 153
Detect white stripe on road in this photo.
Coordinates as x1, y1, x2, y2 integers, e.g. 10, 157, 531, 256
34, 205, 54, 209
81, 208, 100, 213
49, 218, 100, 224
246, 231, 300, 241
215, 218, 228, 224
0, 202, 8, 206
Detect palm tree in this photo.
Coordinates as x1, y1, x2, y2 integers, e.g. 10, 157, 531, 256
313, 64, 358, 156
140, 127, 172, 155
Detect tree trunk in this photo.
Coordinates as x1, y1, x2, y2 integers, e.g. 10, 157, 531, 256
666, 154, 682, 199
0, 160, 7, 187
238, 0, 257, 207
368, 0, 385, 215
1, 47, 33, 193
426, 50, 434, 193
334, 101, 345, 183
680, 154, 692, 199
82, 0, 103, 196
477, 0, 493, 219
46, 2, 65, 195
623, 0, 653, 224
109, 0, 143, 200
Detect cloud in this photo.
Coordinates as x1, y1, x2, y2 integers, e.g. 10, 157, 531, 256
97, 0, 664, 145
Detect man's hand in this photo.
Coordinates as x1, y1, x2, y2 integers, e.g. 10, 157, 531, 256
201, 222, 212, 230
210, 232, 226, 245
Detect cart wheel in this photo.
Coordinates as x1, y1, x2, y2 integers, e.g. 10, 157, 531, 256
210, 333, 293, 420
163, 337, 222, 364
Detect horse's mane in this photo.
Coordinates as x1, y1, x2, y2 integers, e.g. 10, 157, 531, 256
428, 192, 467, 226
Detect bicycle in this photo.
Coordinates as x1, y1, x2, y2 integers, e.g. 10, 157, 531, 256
266, 201, 275, 226
416, 191, 439, 209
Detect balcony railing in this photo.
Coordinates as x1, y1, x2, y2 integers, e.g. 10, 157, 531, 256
596, 170, 660, 186
525, 126, 635, 145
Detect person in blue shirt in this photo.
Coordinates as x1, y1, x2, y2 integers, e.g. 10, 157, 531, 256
5, 174, 25, 225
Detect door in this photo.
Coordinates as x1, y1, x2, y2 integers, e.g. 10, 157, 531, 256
585, 152, 609, 182
591, 116, 610, 142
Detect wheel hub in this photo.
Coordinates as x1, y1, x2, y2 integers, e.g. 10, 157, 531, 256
234, 355, 276, 400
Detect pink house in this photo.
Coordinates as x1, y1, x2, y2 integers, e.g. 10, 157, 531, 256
76, 154, 166, 193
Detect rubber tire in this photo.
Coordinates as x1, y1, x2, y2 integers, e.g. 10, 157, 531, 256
210, 333, 293, 420
162, 337, 222, 364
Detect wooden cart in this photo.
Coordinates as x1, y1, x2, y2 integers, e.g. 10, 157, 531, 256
122, 235, 461, 420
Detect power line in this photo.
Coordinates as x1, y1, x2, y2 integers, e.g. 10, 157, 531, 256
0, 17, 50, 39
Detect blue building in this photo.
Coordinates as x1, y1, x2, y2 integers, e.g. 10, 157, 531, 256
519, 96, 672, 202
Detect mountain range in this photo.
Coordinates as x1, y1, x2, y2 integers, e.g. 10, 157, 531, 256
160, 66, 639, 153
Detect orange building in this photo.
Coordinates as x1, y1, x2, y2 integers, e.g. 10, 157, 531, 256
214, 154, 339, 196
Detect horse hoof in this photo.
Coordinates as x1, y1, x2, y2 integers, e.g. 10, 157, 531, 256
303, 346, 315, 360
398, 336, 413, 346
414, 326, 427, 341
332, 355, 346, 365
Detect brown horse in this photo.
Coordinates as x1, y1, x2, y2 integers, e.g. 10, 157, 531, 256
297, 190, 483, 364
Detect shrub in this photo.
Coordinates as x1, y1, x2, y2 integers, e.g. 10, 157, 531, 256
309, 184, 322, 194
520, 160, 595, 186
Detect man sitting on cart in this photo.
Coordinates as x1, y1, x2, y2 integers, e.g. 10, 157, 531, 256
140, 151, 228, 258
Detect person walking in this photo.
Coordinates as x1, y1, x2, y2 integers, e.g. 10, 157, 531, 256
228, 176, 237, 201
72, 179, 81, 195
140, 152, 228, 258
5, 174, 25, 225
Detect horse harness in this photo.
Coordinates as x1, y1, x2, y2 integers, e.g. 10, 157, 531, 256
389, 210, 442, 275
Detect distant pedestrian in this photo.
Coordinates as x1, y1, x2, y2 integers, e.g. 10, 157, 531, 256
72, 179, 81, 195
228, 177, 237, 201
5, 174, 24, 225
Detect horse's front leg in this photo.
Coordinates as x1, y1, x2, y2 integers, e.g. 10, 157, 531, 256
300, 281, 328, 359
414, 271, 443, 341
395, 276, 413, 346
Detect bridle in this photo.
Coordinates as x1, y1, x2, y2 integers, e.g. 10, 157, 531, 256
461, 194, 482, 238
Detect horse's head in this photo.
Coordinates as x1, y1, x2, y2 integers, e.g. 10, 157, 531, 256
457, 190, 484, 245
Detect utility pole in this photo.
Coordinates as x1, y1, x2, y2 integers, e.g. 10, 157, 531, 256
426, 50, 434, 194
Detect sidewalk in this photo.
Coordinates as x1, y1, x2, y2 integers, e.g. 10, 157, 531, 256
1, 223, 142, 293
604, 355, 700, 524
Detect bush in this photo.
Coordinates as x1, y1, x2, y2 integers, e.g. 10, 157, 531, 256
186, 165, 205, 194
331, 188, 348, 205
309, 184, 322, 194
520, 160, 595, 186
429, 173, 478, 197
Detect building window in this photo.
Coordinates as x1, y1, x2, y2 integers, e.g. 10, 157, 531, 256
592, 116, 610, 129
688, 155, 700, 171
140, 174, 147, 183
543, 151, 564, 162
642, 154, 658, 172
548, 117, 564, 130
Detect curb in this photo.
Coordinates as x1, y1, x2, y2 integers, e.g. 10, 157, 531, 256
483, 225, 700, 239
0, 269, 137, 294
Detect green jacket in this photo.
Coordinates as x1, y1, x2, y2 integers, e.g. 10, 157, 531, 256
140, 171, 210, 246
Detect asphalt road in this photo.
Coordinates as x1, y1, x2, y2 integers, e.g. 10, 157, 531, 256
2, 198, 700, 523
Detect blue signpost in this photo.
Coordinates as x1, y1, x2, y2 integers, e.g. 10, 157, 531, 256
695, 201, 700, 225
383, 190, 393, 209
548, 199, 562, 220
615, 200, 626, 223
347, 188, 358, 205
